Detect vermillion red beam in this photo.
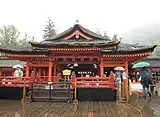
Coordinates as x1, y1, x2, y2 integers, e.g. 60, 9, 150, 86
57, 61, 99, 64
52, 56, 99, 59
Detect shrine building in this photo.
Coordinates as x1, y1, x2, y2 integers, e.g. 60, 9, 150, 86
0, 23, 157, 101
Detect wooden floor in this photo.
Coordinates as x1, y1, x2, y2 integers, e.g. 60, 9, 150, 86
0, 97, 160, 117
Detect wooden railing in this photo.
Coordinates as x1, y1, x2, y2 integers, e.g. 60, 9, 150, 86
0, 76, 115, 101
72, 76, 115, 89
72, 76, 115, 101
0, 76, 115, 89
0, 76, 31, 87
0, 76, 60, 87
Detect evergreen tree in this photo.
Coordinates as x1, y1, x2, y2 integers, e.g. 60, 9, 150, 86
43, 17, 56, 40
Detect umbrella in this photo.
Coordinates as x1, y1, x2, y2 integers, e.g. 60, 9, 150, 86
114, 66, 125, 71
13, 64, 24, 69
132, 62, 150, 68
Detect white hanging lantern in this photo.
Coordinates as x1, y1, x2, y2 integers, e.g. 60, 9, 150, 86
74, 63, 78, 67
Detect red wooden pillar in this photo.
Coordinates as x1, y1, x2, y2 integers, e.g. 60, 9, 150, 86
99, 58, 104, 77
39, 69, 41, 76
12, 70, 14, 76
0, 69, 2, 81
57, 64, 60, 73
43, 69, 45, 80
43, 69, 45, 76
33, 68, 36, 74
26, 61, 30, 77
33, 67, 36, 80
54, 64, 57, 76
48, 58, 53, 81
124, 60, 129, 101
23, 60, 30, 101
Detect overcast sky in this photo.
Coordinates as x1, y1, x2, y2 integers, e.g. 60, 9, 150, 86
0, 0, 160, 41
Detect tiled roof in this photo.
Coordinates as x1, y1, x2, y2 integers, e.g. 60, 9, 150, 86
30, 24, 119, 48
0, 48, 50, 55
100, 43, 157, 54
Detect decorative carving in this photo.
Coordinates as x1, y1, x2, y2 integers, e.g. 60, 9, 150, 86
64, 30, 92, 40
75, 33, 79, 39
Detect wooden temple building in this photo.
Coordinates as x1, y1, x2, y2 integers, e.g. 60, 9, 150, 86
0, 23, 157, 101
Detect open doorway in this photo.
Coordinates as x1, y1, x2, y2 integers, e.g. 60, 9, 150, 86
75, 64, 98, 77
60, 64, 98, 77
104, 67, 114, 77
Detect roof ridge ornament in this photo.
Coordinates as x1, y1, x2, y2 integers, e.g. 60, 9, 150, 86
75, 20, 79, 25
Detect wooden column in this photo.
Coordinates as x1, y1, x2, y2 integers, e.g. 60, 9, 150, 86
33, 68, 36, 74
43, 69, 45, 76
12, 71, 14, 76
26, 61, 30, 77
0, 69, 2, 80
22, 60, 30, 102
57, 64, 60, 73
99, 58, 104, 77
43, 69, 46, 80
39, 69, 41, 76
48, 58, 53, 81
53, 64, 57, 76
124, 60, 129, 101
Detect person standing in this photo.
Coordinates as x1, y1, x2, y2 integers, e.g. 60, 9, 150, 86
122, 71, 127, 81
14, 67, 23, 77
115, 71, 122, 100
115, 70, 127, 100
139, 67, 153, 98
14, 67, 23, 80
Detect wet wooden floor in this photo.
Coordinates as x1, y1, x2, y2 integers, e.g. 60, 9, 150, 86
0, 97, 160, 117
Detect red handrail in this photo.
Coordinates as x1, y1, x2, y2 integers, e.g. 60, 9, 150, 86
0, 76, 60, 88
72, 77, 115, 89
0, 76, 115, 89
0, 77, 31, 87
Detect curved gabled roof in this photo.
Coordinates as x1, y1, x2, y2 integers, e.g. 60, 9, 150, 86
30, 41, 120, 48
45, 24, 111, 41
29, 23, 120, 48
0, 44, 157, 56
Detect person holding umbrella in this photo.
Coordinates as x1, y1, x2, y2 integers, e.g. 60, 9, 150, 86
133, 62, 153, 98
114, 66, 127, 100
139, 67, 153, 98
114, 66, 127, 83
13, 64, 24, 79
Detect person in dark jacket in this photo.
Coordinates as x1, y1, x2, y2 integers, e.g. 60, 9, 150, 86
139, 67, 153, 98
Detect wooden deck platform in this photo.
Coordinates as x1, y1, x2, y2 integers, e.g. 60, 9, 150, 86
0, 96, 160, 117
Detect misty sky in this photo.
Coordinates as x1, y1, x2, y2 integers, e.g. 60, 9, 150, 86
0, 0, 160, 41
